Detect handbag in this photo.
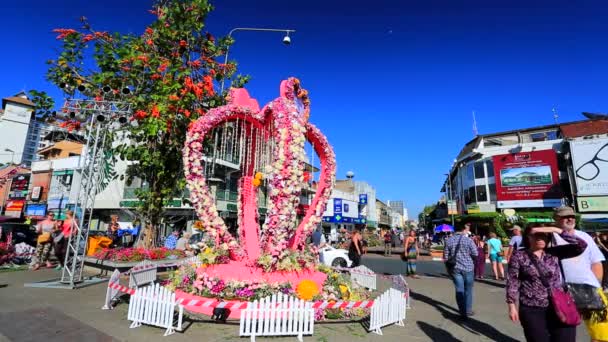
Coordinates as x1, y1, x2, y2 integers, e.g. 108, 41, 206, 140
37, 232, 52, 244
445, 235, 463, 275
528, 251, 581, 326
566, 283, 606, 311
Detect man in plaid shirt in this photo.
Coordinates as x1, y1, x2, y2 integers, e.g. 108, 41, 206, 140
443, 223, 478, 319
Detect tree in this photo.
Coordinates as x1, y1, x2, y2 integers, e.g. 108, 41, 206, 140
39, 0, 247, 247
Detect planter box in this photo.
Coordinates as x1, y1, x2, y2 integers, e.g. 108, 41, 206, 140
84, 256, 187, 273
430, 250, 444, 258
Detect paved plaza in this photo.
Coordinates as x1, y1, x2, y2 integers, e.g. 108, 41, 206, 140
0, 257, 591, 341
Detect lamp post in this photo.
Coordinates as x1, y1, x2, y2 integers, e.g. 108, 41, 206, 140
4, 148, 15, 164
220, 27, 296, 93
445, 173, 455, 227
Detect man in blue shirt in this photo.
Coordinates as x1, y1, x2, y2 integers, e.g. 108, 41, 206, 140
164, 230, 180, 250
506, 225, 522, 263
443, 222, 478, 319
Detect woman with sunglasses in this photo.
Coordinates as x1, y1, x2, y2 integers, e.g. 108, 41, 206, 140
506, 224, 587, 342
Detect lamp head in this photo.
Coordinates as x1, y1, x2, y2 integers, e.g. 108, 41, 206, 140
282, 34, 291, 45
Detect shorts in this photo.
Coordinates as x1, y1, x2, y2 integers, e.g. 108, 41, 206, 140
489, 253, 503, 263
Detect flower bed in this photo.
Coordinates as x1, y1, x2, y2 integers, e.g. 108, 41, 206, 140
93, 247, 185, 262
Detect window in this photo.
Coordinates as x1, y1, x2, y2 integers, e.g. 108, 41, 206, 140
476, 185, 488, 202
489, 183, 497, 202
486, 160, 495, 177
474, 161, 485, 179
466, 164, 474, 181
465, 186, 476, 204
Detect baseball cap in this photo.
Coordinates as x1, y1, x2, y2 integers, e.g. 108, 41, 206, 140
509, 225, 522, 231
554, 206, 575, 217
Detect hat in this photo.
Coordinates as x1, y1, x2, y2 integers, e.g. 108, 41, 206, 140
509, 225, 522, 231
554, 206, 575, 217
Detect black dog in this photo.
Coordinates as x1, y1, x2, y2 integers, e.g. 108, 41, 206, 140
211, 307, 230, 323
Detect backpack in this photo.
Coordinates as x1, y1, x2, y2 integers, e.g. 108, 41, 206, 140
384, 233, 392, 243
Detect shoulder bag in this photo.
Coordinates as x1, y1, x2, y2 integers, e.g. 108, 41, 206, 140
528, 251, 581, 326
445, 235, 463, 275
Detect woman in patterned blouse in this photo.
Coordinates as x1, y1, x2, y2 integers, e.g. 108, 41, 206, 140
506, 224, 587, 342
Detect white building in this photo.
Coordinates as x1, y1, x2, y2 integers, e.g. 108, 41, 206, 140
0, 92, 51, 166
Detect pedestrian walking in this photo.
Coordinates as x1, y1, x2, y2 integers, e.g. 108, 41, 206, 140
33, 212, 55, 270
404, 230, 420, 278
474, 235, 487, 280
594, 232, 608, 291
443, 222, 478, 319
348, 228, 363, 267
53, 210, 77, 270
383, 230, 392, 256
555, 206, 608, 341
506, 224, 586, 342
487, 232, 506, 280
506, 225, 523, 262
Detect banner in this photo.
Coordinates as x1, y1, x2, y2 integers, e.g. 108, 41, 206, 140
492, 150, 562, 208
571, 138, 608, 196
577, 196, 608, 212
5, 199, 25, 217
9, 174, 30, 199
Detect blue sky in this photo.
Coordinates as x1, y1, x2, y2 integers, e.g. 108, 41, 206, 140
2, 0, 608, 219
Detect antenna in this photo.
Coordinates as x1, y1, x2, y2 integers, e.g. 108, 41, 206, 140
552, 106, 559, 124
472, 111, 478, 136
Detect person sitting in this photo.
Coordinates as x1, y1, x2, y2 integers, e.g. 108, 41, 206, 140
164, 230, 180, 250
107, 215, 120, 248
176, 232, 194, 256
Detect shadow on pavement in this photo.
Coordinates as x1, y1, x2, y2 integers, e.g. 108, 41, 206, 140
417, 321, 462, 341
411, 291, 519, 342
476, 278, 506, 288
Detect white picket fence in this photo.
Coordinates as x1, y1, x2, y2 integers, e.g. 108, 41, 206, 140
127, 283, 184, 336
129, 260, 157, 289
368, 288, 406, 335
239, 293, 314, 342
102, 269, 122, 310
350, 265, 377, 290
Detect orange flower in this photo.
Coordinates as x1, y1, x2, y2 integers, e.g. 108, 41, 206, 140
81, 34, 95, 43
158, 63, 168, 73
134, 110, 147, 120
145, 27, 153, 35
53, 28, 78, 40
136, 55, 149, 63
179, 40, 187, 47
151, 105, 160, 118
146, 39, 154, 46
168, 94, 179, 101
150, 74, 162, 80
183, 109, 191, 118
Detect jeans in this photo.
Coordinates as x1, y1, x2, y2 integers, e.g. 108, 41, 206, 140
384, 243, 392, 256
451, 269, 474, 317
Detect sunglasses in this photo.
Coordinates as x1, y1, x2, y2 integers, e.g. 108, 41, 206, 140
558, 215, 576, 220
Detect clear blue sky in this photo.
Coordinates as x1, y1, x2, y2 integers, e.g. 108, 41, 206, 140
2, 0, 608, 219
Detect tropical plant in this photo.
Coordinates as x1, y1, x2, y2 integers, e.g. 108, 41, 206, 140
37, 0, 248, 247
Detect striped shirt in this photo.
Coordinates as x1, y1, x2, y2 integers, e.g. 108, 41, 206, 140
443, 234, 478, 272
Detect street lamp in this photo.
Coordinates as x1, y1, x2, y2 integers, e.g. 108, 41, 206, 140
220, 27, 296, 93
445, 172, 455, 227
4, 148, 15, 164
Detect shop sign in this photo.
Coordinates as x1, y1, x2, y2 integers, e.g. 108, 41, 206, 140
577, 196, 608, 212
571, 138, 608, 196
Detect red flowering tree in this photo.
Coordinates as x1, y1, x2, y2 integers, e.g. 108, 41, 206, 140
43, 0, 248, 247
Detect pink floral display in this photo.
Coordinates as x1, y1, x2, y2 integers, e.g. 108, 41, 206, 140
183, 78, 336, 269
93, 247, 185, 262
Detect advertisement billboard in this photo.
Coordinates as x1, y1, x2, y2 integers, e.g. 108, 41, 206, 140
492, 150, 562, 208
8, 174, 30, 199
571, 138, 608, 196
25, 203, 47, 217
4, 199, 25, 218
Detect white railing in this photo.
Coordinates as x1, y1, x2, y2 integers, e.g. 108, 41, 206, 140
350, 265, 377, 290
240, 293, 314, 342
102, 269, 122, 310
368, 288, 406, 335
128, 260, 157, 289
128, 283, 183, 337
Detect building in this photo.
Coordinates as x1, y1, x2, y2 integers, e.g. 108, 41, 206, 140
441, 116, 608, 226
376, 199, 391, 230
387, 200, 408, 226
0, 92, 51, 166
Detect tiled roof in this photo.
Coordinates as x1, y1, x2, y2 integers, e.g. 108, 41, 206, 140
560, 119, 608, 138
2, 96, 35, 109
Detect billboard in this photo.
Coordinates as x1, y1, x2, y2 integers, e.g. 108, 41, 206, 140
577, 196, 608, 212
9, 174, 30, 199
492, 150, 562, 208
4, 199, 25, 218
571, 138, 608, 196
25, 203, 47, 217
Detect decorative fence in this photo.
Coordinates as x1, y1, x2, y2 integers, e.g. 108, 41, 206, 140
239, 293, 314, 342
127, 283, 184, 337
350, 265, 377, 290
128, 260, 157, 289
368, 288, 406, 335
102, 269, 122, 310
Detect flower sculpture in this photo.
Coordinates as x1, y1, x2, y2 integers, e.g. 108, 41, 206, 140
183, 78, 336, 270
